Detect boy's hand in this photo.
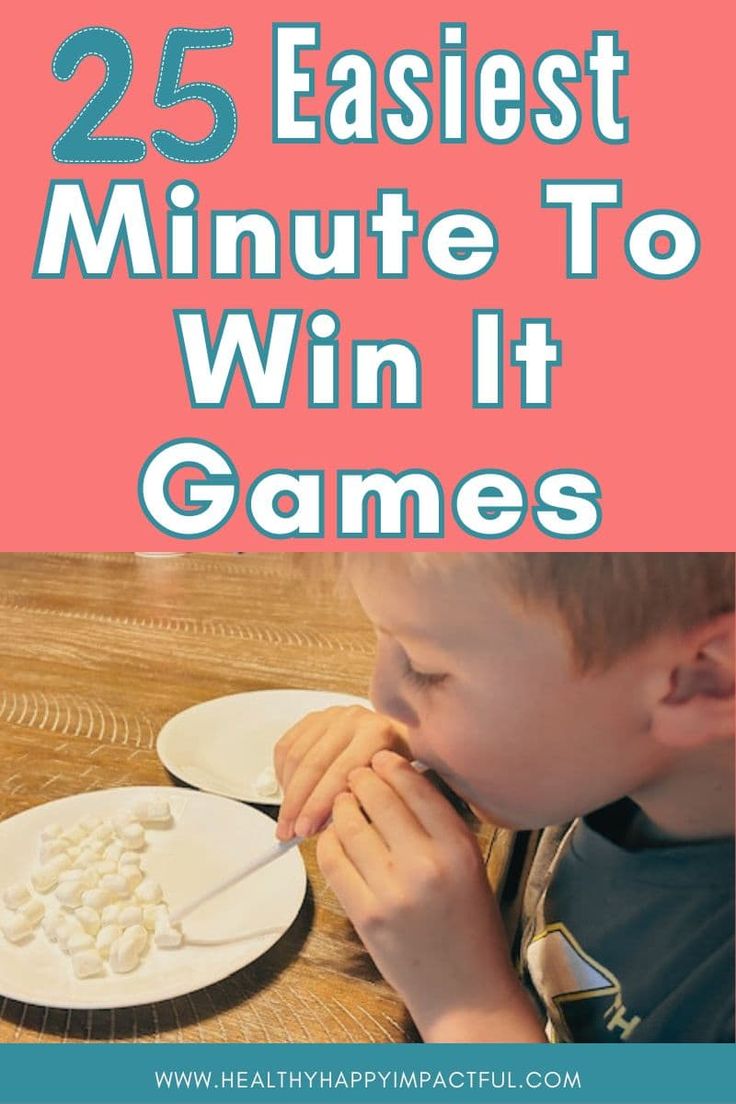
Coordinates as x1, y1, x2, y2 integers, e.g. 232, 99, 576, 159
316, 749, 545, 1042
274, 706, 410, 841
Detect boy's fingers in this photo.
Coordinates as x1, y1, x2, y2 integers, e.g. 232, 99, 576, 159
275, 720, 327, 839
278, 708, 374, 838
278, 723, 327, 794
316, 824, 376, 917
274, 718, 317, 784
371, 750, 468, 840
295, 725, 413, 837
277, 723, 354, 837
331, 792, 389, 883
290, 766, 346, 839
274, 707, 343, 782
348, 765, 427, 850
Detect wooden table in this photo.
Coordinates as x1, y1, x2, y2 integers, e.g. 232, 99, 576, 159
0, 553, 512, 1043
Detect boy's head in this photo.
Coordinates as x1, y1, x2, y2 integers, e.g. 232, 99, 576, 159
345, 553, 734, 832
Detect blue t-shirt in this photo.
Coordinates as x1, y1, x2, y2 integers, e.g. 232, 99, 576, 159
521, 801, 735, 1043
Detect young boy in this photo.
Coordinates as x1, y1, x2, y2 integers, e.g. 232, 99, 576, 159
274, 553, 734, 1043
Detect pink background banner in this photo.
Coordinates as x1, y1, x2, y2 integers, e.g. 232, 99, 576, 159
3, 1, 732, 549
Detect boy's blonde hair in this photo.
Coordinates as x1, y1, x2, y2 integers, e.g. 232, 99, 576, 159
492, 553, 734, 669
338, 552, 734, 670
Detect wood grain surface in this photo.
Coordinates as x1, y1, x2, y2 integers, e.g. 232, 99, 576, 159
0, 553, 514, 1043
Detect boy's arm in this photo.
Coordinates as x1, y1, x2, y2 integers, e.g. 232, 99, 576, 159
316, 749, 546, 1043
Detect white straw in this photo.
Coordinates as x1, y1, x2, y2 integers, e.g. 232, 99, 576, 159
169, 836, 300, 924
170, 760, 429, 924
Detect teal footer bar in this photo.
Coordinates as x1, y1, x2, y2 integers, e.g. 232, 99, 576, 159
1, 1043, 735, 1104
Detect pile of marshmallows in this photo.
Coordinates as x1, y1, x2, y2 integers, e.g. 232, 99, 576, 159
1, 798, 182, 979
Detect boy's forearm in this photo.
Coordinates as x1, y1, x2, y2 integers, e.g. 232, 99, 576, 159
415, 980, 547, 1043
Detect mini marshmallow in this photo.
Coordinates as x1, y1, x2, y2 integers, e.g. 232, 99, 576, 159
77, 847, 101, 867
96, 924, 122, 957
119, 851, 141, 867
40, 823, 63, 841
112, 811, 136, 832
58, 869, 84, 883
81, 888, 112, 911
120, 824, 145, 850
80, 816, 102, 832
142, 904, 168, 931
3, 883, 31, 910
56, 916, 84, 951
117, 905, 143, 928
94, 860, 117, 877
21, 898, 44, 927
153, 923, 183, 949
48, 854, 72, 876
59, 868, 97, 889
122, 923, 148, 956
101, 903, 122, 926
91, 821, 114, 842
108, 926, 147, 974
109, 941, 140, 974
71, 950, 104, 978
40, 840, 67, 863
56, 881, 85, 908
99, 874, 128, 897
31, 865, 59, 893
75, 907, 101, 935
1, 914, 32, 943
119, 865, 143, 891
133, 799, 172, 826
61, 825, 86, 846
67, 931, 95, 954
135, 879, 162, 905
254, 767, 280, 798
104, 842, 124, 863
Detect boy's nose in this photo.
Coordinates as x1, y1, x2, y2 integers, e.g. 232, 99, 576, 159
369, 670, 419, 729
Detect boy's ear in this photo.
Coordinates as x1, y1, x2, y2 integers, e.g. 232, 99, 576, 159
650, 613, 734, 750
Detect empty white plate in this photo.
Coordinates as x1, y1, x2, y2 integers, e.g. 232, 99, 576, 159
156, 689, 372, 803
0, 786, 306, 1009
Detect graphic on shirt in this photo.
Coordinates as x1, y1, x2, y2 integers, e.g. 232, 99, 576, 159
527, 922, 642, 1041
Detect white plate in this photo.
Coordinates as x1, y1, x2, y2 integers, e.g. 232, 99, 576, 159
156, 689, 372, 804
0, 786, 306, 1009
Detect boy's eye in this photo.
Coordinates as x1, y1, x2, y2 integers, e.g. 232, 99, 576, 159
402, 656, 448, 690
